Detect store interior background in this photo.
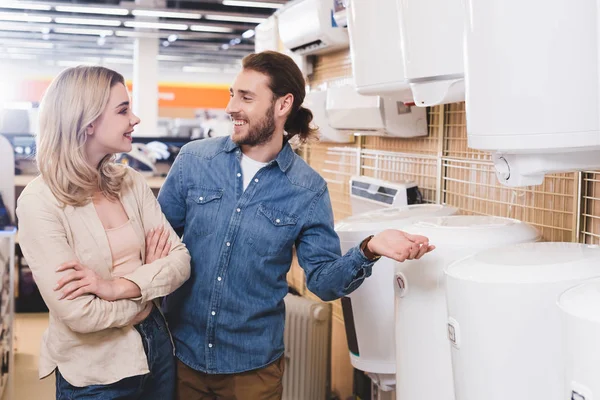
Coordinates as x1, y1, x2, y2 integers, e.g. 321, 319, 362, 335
3, 0, 600, 399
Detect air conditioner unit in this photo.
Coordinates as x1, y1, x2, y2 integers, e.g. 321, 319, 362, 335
349, 176, 423, 215
278, 0, 349, 56
255, 15, 279, 53
303, 90, 353, 143
326, 85, 427, 138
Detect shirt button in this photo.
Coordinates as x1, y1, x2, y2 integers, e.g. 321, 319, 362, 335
275, 219, 280, 224
217, 277, 222, 281
226, 242, 231, 247
211, 311, 216, 316
199, 197, 204, 201
237, 173, 241, 178
254, 178, 259, 183
236, 208, 241, 213
208, 343, 213, 348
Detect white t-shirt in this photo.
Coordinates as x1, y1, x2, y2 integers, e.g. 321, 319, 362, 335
240, 153, 269, 191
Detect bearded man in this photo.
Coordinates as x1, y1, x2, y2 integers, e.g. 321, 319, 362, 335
158, 51, 435, 400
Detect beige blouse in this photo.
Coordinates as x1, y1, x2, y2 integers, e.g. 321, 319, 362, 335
16, 167, 191, 387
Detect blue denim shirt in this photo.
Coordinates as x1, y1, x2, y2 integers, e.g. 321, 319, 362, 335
157, 136, 375, 374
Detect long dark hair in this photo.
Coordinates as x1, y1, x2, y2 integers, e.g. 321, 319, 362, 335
242, 51, 318, 144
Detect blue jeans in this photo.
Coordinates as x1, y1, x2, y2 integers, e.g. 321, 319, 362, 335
55, 306, 175, 400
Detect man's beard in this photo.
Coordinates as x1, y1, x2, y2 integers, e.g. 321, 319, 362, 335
232, 103, 276, 147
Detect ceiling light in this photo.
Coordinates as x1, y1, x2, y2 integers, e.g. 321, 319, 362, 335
189, 25, 234, 33
157, 55, 186, 61
168, 34, 178, 42
132, 10, 201, 19
115, 30, 161, 38
0, 12, 52, 23
205, 14, 266, 24
221, 44, 230, 50
222, 0, 283, 9
97, 36, 106, 46
162, 41, 170, 47
1, 3, 52, 11
124, 21, 188, 30
242, 29, 255, 39
54, 6, 129, 16
0, 22, 46, 32
54, 17, 122, 27
182, 66, 222, 73
54, 27, 115, 36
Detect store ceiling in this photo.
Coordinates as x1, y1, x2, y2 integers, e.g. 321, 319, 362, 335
0, 0, 288, 72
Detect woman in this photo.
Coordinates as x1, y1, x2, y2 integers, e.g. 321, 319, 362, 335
16, 66, 191, 399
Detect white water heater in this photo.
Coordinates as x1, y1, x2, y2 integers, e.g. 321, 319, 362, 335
464, 0, 600, 186
558, 277, 600, 400
346, 0, 410, 96
336, 205, 457, 390
396, 0, 465, 106
395, 216, 539, 400
446, 242, 600, 400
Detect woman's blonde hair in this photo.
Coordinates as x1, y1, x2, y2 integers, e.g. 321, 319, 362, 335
37, 66, 129, 207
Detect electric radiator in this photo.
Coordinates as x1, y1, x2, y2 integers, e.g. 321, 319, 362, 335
283, 293, 332, 400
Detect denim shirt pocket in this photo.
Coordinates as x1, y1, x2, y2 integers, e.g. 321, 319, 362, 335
247, 204, 298, 257
186, 186, 223, 238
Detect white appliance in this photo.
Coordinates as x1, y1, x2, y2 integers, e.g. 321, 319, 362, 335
336, 204, 458, 390
396, 0, 465, 106
278, 0, 349, 56
558, 277, 600, 400
326, 85, 427, 138
346, 0, 410, 96
255, 15, 279, 53
395, 216, 539, 400
303, 90, 353, 143
446, 242, 600, 400
0, 136, 14, 223
349, 176, 422, 216
464, 0, 600, 186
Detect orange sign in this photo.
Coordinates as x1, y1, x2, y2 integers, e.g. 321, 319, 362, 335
14, 79, 230, 109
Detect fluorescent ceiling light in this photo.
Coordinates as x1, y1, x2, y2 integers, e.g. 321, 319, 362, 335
204, 14, 266, 24
189, 25, 234, 33
54, 6, 129, 16
0, 12, 52, 23
54, 27, 114, 36
1, 3, 52, 11
124, 21, 188, 30
157, 55, 187, 61
132, 10, 201, 19
242, 29, 255, 39
54, 17, 122, 27
115, 30, 161, 38
0, 22, 47, 32
222, 0, 283, 9
182, 66, 222, 73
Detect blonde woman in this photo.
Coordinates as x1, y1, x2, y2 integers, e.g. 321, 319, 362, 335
16, 66, 191, 400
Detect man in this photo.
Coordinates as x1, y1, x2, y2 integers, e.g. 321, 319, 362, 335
158, 51, 434, 400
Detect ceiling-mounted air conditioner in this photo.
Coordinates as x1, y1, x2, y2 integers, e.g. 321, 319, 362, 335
303, 90, 353, 143
278, 0, 349, 56
325, 85, 427, 138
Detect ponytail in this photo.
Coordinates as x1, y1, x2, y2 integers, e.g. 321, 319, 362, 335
284, 106, 319, 144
